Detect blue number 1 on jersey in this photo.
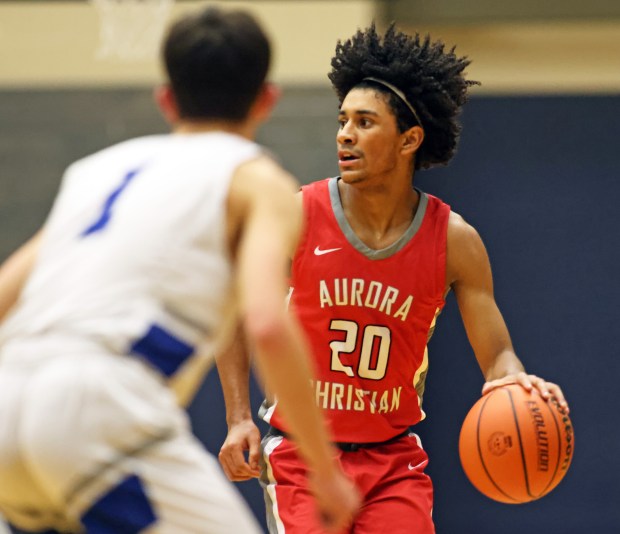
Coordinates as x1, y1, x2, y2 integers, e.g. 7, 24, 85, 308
81, 167, 142, 237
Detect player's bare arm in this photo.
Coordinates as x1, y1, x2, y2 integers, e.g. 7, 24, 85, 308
217, 156, 299, 482
216, 323, 261, 481
0, 231, 42, 322
218, 187, 304, 482
228, 156, 360, 531
446, 211, 568, 411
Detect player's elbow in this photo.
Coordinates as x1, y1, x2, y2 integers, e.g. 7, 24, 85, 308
243, 308, 288, 352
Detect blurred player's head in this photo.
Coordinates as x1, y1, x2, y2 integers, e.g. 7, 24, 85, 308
329, 23, 479, 170
161, 6, 272, 123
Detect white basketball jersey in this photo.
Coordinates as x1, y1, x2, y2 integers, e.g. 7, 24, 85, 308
0, 132, 261, 396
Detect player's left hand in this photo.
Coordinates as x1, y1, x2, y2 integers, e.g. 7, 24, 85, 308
482, 372, 570, 414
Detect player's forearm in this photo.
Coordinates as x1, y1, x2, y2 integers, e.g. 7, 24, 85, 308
456, 286, 523, 382
215, 330, 254, 426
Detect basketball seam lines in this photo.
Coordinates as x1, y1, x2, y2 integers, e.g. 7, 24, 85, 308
475, 390, 519, 503
538, 398, 563, 497
507, 388, 533, 499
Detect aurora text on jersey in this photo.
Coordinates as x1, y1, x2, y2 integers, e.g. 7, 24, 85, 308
318, 278, 414, 321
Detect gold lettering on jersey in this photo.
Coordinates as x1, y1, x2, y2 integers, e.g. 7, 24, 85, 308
379, 286, 399, 315
330, 382, 344, 409
316, 380, 329, 408
393, 296, 413, 321
352, 278, 364, 306
354, 387, 365, 411
319, 280, 333, 307
379, 390, 390, 413
334, 279, 348, 305
391, 386, 402, 411
311, 379, 403, 414
365, 281, 382, 308
319, 279, 414, 321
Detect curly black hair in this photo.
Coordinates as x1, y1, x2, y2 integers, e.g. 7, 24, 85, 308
328, 23, 479, 170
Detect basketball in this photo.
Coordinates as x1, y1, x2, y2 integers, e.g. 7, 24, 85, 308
458, 384, 574, 504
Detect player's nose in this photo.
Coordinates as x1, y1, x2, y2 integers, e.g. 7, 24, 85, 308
336, 122, 356, 145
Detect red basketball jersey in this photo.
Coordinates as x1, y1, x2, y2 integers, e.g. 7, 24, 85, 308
264, 177, 450, 443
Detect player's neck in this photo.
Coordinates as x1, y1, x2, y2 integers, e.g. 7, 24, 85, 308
337, 177, 420, 250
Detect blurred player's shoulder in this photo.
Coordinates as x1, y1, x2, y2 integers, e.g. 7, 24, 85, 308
235, 152, 299, 194
68, 134, 169, 172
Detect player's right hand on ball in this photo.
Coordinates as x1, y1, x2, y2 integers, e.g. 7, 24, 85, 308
309, 466, 361, 533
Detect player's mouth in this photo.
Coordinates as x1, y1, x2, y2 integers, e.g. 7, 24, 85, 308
338, 150, 361, 168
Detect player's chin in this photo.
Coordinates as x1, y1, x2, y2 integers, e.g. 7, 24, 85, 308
338, 168, 364, 183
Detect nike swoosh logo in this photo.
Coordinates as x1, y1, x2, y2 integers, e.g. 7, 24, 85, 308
408, 461, 424, 471
314, 246, 342, 256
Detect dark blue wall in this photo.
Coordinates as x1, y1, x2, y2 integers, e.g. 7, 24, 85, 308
1, 91, 618, 532
414, 96, 619, 534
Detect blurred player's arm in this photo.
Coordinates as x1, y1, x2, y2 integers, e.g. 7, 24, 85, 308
447, 212, 568, 410
228, 156, 359, 532
216, 324, 261, 481
218, 189, 304, 481
0, 231, 42, 322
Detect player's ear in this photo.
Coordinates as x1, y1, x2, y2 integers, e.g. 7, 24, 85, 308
154, 84, 180, 124
249, 82, 281, 123
401, 125, 424, 156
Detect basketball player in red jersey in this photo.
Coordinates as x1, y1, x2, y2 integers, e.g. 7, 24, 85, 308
217, 24, 569, 533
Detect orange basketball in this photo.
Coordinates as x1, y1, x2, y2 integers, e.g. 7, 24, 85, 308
458, 384, 574, 504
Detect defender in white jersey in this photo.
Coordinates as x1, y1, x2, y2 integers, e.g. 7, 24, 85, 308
0, 7, 359, 534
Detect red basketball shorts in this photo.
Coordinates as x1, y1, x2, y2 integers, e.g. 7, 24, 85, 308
260, 431, 434, 534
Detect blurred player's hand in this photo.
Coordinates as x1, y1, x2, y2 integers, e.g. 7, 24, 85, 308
309, 466, 361, 533
218, 419, 261, 481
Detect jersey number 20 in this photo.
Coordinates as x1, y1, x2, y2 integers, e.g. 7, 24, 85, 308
329, 319, 391, 381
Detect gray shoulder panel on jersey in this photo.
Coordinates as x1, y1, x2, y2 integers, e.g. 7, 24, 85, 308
328, 176, 428, 260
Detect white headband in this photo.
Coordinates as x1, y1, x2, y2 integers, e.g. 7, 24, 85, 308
363, 77, 422, 127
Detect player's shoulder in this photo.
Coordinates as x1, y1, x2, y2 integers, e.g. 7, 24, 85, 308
446, 209, 489, 281
301, 177, 332, 191
297, 176, 334, 205
67, 135, 168, 175
235, 153, 296, 188
228, 154, 303, 254
230, 154, 300, 212
446, 210, 487, 260
447, 210, 480, 240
